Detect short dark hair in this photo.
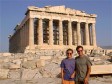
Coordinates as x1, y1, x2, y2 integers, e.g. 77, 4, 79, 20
76, 46, 83, 51
66, 48, 73, 53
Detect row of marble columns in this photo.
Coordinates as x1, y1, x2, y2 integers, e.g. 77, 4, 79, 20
29, 18, 96, 49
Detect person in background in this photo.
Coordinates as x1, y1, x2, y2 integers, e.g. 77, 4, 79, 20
60, 48, 75, 84
75, 46, 92, 84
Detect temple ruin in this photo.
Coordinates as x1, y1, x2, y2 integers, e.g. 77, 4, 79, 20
9, 5, 97, 53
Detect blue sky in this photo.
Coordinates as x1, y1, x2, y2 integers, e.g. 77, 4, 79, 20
0, 0, 112, 52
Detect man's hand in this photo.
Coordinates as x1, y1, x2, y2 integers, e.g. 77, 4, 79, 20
84, 77, 88, 84
70, 73, 75, 78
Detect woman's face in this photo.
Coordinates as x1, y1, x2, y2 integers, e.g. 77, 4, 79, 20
67, 50, 73, 58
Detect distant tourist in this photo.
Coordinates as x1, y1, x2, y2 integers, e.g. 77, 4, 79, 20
75, 46, 92, 84
60, 48, 75, 84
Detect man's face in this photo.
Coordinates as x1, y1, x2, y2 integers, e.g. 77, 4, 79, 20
67, 50, 73, 58
77, 47, 83, 56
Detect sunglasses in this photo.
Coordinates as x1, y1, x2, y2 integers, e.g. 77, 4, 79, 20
67, 53, 72, 55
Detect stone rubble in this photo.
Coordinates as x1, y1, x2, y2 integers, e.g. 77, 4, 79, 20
0, 49, 111, 84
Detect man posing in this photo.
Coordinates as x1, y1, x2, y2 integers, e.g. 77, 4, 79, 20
75, 46, 92, 84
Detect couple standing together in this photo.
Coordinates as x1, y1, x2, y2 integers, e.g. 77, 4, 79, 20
60, 46, 92, 84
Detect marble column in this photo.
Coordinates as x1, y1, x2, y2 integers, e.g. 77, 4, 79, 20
85, 22, 90, 45
38, 18, 43, 45
59, 20, 63, 45
29, 18, 34, 49
21, 27, 24, 48
74, 28, 77, 45
77, 22, 81, 45
24, 24, 26, 46
24, 22, 26, 46
25, 22, 27, 46
23, 25, 25, 47
49, 19, 53, 45
68, 20, 72, 46
92, 23, 97, 46
26, 21, 29, 45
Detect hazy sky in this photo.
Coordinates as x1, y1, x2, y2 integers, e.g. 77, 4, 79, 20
0, 0, 112, 52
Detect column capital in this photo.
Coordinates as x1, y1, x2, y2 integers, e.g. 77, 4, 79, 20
68, 18, 72, 22
77, 21, 81, 23
92, 23, 96, 25
38, 18, 42, 20
59, 19, 62, 21
86, 21, 89, 24
49, 18, 53, 21
68, 20, 72, 22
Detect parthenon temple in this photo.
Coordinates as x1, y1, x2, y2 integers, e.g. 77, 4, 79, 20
9, 5, 97, 53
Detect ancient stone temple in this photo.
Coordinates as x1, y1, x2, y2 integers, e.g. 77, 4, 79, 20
9, 5, 97, 53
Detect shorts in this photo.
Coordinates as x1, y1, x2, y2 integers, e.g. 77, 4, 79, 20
62, 80, 75, 84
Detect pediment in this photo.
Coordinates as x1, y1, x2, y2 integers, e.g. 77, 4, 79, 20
27, 5, 97, 17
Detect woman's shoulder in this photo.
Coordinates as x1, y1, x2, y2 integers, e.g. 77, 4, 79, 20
75, 56, 79, 60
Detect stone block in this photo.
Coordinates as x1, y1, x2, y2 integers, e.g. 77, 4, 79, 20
22, 61, 36, 69
8, 70, 20, 79
23, 58, 27, 62
2, 63, 10, 69
12, 59, 21, 65
0, 69, 9, 79
27, 56, 34, 61
40, 56, 52, 60
3, 59, 10, 63
57, 56, 66, 59
40, 63, 60, 77
91, 65, 112, 75
3, 53, 11, 56
36, 59, 45, 67
22, 69, 42, 79
89, 57, 94, 61
9, 64, 20, 69
0, 59, 3, 63
93, 57, 101, 61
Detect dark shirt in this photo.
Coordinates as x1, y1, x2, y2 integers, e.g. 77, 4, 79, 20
75, 55, 92, 81
60, 58, 75, 81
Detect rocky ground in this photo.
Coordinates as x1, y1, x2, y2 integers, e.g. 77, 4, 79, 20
0, 77, 112, 84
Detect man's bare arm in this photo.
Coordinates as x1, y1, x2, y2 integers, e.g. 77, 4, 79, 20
84, 66, 91, 84
61, 68, 64, 84
86, 66, 91, 78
